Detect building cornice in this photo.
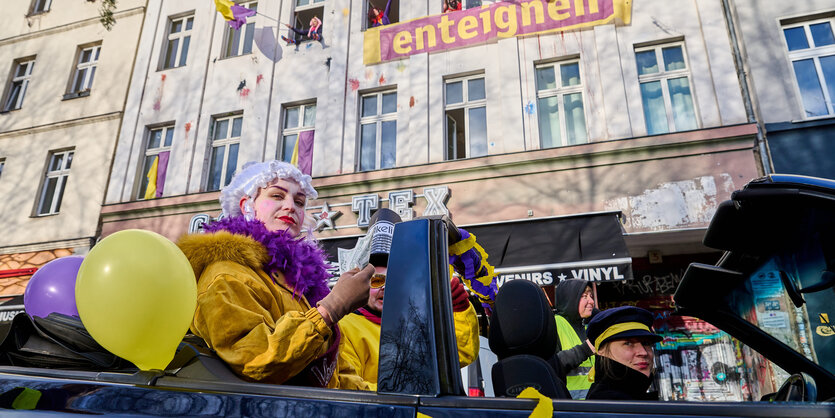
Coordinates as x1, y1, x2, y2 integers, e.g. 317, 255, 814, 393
0, 7, 146, 46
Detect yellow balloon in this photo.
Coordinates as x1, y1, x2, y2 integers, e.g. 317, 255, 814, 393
76, 229, 197, 370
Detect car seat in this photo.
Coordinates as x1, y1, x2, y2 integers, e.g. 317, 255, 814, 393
488, 279, 571, 399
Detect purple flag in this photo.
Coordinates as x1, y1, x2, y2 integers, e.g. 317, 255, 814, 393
229, 4, 256, 30
297, 130, 314, 175
155, 151, 170, 198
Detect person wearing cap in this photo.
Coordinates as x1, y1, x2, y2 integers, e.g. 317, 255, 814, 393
338, 212, 484, 390
177, 161, 372, 389
584, 306, 662, 401
553, 279, 597, 399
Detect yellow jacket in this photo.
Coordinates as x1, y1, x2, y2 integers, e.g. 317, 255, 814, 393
338, 302, 480, 390
178, 231, 369, 390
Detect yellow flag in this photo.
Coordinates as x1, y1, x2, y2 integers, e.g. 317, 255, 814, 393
289, 137, 300, 167
143, 156, 159, 200
214, 0, 236, 21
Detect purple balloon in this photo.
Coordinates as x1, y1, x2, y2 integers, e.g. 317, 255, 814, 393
24, 255, 84, 318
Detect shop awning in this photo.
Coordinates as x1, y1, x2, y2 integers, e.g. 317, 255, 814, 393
0, 295, 25, 340
319, 212, 632, 285
464, 212, 633, 286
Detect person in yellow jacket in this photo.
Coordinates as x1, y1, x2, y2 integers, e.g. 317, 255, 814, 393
177, 161, 372, 389
553, 278, 598, 399
338, 215, 489, 390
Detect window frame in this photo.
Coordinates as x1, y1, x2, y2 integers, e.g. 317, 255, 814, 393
161, 14, 195, 70
357, 89, 398, 171
291, 0, 325, 42
444, 74, 488, 161
278, 102, 317, 163
781, 16, 835, 119
29, 0, 51, 15
363, 0, 400, 31
3, 58, 35, 112
136, 124, 175, 200
534, 58, 589, 148
36, 149, 74, 217
635, 41, 700, 135
67, 44, 101, 96
221, 1, 258, 58
206, 113, 243, 192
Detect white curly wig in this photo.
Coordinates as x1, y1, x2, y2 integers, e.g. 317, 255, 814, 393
220, 160, 317, 220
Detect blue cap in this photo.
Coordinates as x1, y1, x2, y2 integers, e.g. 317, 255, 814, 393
586, 306, 662, 350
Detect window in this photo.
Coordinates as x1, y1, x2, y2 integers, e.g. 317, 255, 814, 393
366, 0, 399, 29
207, 114, 242, 191
137, 125, 174, 200
782, 17, 835, 117
30, 0, 51, 14
358, 91, 397, 171
3, 59, 35, 112
223, 2, 257, 58
0, 158, 5, 181
279, 103, 316, 162
535, 60, 588, 148
635, 42, 698, 135
292, 0, 324, 42
37, 150, 73, 216
69, 44, 101, 95
463, 0, 495, 9
445, 75, 488, 160
162, 15, 194, 69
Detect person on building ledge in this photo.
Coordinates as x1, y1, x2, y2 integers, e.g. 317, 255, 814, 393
443, 0, 462, 13
368, 0, 392, 28
585, 306, 663, 401
281, 17, 323, 46
553, 279, 598, 399
177, 160, 372, 389
338, 211, 494, 390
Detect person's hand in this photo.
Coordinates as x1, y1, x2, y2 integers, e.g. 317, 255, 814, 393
317, 264, 374, 326
284, 23, 292, 28
450, 277, 470, 312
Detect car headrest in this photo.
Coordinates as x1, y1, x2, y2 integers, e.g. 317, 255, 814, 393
488, 279, 557, 360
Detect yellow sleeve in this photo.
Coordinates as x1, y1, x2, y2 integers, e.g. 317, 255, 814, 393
337, 324, 376, 391
453, 303, 480, 367
192, 271, 332, 384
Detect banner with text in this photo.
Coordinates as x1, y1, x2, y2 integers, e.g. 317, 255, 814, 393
364, 0, 632, 65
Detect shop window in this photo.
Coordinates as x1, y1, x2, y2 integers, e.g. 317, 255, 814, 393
782, 17, 835, 118
30, 0, 51, 15
358, 90, 397, 171
206, 113, 242, 191
137, 125, 174, 200
291, 0, 324, 43
66, 44, 101, 98
444, 75, 487, 160
2, 58, 35, 112
535, 59, 588, 148
222, 1, 257, 58
162, 14, 194, 69
279, 102, 316, 163
365, 0, 399, 30
635, 42, 698, 135
36, 149, 74, 216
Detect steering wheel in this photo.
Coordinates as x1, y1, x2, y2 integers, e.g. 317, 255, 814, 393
773, 373, 817, 402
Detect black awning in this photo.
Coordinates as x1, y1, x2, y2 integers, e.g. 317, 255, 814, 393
317, 212, 633, 285
465, 212, 633, 285
0, 295, 25, 322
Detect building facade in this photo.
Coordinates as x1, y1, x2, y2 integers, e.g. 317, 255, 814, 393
98, 0, 769, 401
729, 1, 835, 179
0, 0, 147, 318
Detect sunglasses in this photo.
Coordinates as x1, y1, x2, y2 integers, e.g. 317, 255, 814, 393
371, 273, 386, 289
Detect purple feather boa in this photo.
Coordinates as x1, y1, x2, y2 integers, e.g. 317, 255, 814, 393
202, 216, 331, 306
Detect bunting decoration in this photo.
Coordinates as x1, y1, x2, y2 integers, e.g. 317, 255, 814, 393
449, 230, 498, 315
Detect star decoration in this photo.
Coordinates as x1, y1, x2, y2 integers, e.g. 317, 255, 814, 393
557, 273, 567, 282
313, 202, 341, 231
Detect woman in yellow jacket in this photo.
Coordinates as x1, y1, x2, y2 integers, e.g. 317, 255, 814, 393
177, 161, 372, 389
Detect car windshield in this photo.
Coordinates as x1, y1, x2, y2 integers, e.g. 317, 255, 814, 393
724, 232, 834, 384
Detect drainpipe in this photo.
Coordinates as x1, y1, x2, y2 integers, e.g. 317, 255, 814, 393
721, 0, 774, 175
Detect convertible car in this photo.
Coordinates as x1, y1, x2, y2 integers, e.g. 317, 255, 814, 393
0, 174, 832, 416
